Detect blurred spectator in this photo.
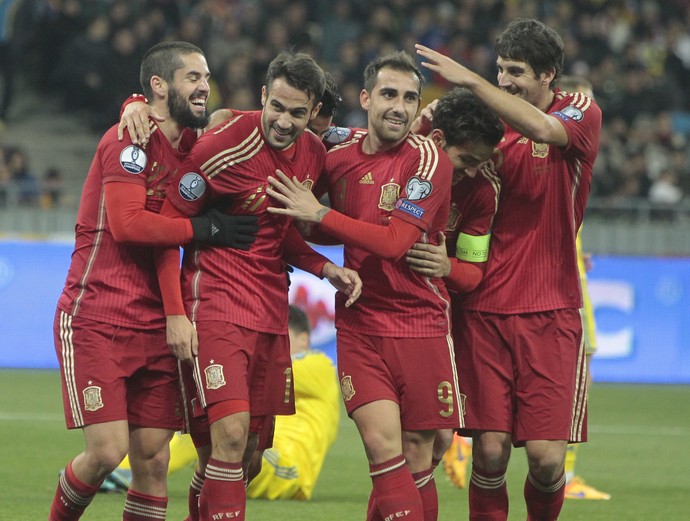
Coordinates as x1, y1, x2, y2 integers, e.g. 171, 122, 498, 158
6, 146, 39, 206
41, 167, 64, 209
6, 0, 690, 215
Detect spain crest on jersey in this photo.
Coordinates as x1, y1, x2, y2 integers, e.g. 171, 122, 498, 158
531, 142, 549, 159
205, 363, 226, 390
83, 385, 104, 412
378, 182, 400, 211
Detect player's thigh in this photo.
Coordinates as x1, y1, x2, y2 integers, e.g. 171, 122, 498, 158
513, 309, 584, 443
249, 333, 293, 417
194, 321, 258, 407
453, 311, 515, 434
383, 336, 460, 431
336, 329, 397, 416
54, 310, 129, 428
127, 327, 182, 430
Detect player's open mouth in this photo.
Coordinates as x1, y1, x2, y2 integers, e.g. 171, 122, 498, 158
385, 117, 406, 128
190, 97, 206, 110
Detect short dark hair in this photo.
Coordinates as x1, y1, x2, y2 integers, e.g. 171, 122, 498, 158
266, 51, 326, 105
288, 305, 311, 335
140, 41, 205, 99
318, 71, 342, 118
495, 19, 564, 87
363, 51, 424, 94
433, 88, 504, 148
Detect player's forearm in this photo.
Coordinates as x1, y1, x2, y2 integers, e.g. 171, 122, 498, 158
154, 246, 186, 316
445, 259, 484, 293
283, 224, 329, 277
319, 212, 420, 261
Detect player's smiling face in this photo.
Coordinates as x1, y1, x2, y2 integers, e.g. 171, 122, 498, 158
261, 77, 320, 150
443, 141, 495, 180
168, 52, 210, 129
361, 67, 421, 146
496, 56, 549, 108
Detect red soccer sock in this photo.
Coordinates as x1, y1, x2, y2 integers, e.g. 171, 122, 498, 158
524, 472, 566, 521
412, 467, 438, 521
199, 458, 245, 521
368, 455, 424, 521
468, 464, 509, 521
184, 469, 205, 521
48, 461, 101, 521
123, 489, 167, 521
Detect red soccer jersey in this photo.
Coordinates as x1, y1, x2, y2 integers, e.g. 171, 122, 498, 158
461, 89, 602, 313
57, 124, 197, 328
444, 169, 501, 294
324, 131, 453, 337
165, 111, 326, 333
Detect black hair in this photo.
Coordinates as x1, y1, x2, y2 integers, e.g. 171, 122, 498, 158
495, 19, 564, 87
363, 50, 424, 94
433, 87, 504, 148
288, 305, 311, 335
266, 50, 326, 105
318, 71, 342, 118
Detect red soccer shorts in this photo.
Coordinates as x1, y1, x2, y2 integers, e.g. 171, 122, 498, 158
53, 309, 182, 430
336, 329, 461, 431
454, 309, 588, 444
192, 321, 294, 417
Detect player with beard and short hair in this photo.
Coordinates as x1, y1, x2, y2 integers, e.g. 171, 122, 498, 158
153, 50, 361, 521
49, 41, 259, 521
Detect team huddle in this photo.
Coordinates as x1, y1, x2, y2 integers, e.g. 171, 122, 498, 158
48, 17, 601, 521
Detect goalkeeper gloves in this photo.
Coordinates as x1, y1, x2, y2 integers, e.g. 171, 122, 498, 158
190, 208, 259, 250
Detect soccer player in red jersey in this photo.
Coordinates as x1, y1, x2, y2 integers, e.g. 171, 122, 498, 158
49, 42, 259, 521
403, 88, 504, 475
416, 18, 602, 521
266, 51, 458, 521
154, 51, 361, 521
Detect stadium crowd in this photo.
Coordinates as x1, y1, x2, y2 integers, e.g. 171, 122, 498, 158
1, 0, 689, 207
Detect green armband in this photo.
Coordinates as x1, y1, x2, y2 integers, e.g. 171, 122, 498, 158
455, 233, 490, 262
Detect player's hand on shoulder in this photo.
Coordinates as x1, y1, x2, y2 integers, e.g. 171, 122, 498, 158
117, 95, 164, 145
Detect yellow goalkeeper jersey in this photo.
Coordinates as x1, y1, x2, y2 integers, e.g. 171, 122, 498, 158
577, 230, 597, 354
247, 349, 340, 500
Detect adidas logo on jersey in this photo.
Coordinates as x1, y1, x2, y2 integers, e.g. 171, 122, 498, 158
359, 172, 374, 184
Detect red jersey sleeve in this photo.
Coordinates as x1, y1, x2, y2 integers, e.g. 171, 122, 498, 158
319, 212, 421, 261
154, 199, 188, 316
390, 141, 453, 233
104, 182, 193, 246
283, 224, 329, 277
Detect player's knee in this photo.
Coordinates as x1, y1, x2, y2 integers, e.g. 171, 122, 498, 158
473, 434, 510, 473
88, 445, 129, 475
526, 453, 564, 484
211, 418, 249, 458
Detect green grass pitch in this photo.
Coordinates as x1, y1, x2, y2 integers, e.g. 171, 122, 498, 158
1, 369, 688, 520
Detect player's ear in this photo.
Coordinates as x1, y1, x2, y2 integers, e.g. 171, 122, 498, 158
261, 85, 268, 107
150, 75, 166, 98
310, 101, 322, 120
359, 89, 370, 111
430, 129, 446, 148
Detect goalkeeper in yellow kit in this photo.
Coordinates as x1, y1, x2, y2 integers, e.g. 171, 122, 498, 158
105, 305, 340, 501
